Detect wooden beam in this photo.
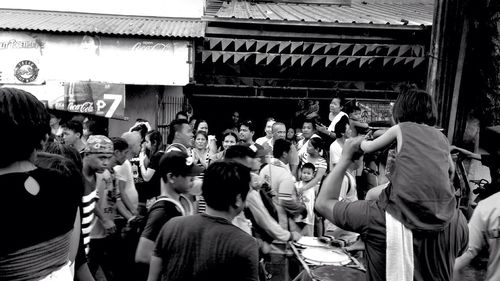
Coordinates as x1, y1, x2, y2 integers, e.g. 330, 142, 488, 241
205, 27, 411, 43
447, 15, 469, 141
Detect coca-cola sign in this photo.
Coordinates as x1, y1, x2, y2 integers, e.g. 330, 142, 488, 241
67, 101, 95, 113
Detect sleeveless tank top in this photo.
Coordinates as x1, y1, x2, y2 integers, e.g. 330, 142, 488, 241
382, 122, 456, 231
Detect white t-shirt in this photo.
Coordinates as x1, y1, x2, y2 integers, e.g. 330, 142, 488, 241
329, 140, 343, 168
114, 160, 138, 212
256, 136, 272, 146
467, 191, 500, 281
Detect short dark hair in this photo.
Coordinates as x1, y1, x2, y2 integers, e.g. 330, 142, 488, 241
0, 88, 50, 168
202, 161, 251, 211
111, 137, 128, 152
225, 144, 256, 160
301, 162, 316, 172
167, 119, 190, 144
194, 119, 208, 131
240, 120, 256, 133
334, 115, 350, 138
62, 120, 83, 137
344, 100, 361, 115
303, 119, 317, 131
223, 131, 238, 142
43, 142, 83, 171
392, 88, 437, 126
309, 137, 324, 152
273, 139, 292, 159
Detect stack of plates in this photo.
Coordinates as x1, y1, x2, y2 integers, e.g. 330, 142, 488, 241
301, 247, 351, 266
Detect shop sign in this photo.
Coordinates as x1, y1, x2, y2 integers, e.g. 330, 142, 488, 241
0, 33, 43, 84
0, 31, 190, 86
2, 81, 126, 119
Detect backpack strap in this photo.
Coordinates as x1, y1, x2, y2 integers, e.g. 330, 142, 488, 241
149, 196, 186, 216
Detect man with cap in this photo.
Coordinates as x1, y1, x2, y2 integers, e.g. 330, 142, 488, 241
81, 135, 114, 256
135, 151, 202, 275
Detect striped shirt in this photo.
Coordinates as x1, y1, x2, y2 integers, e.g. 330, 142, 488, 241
81, 188, 97, 255
300, 153, 328, 172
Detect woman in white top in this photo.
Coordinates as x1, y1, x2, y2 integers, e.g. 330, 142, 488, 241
318, 96, 348, 139
297, 119, 321, 159
329, 115, 351, 169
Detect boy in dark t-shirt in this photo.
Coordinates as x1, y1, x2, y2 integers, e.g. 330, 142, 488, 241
134, 151, 202, 275
148, 161, 259, 281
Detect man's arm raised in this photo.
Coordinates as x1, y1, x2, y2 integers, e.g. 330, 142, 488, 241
315, 137, 364, 223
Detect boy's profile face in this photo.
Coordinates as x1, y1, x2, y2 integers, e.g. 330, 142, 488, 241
301, 168, 314, 182
350, 110, 362, 121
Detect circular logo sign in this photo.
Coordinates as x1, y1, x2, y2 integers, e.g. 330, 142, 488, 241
14, 60, 39, 83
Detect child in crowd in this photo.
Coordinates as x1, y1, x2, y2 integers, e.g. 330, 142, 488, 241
295, 163, 317, 236
360, 89, 455, 231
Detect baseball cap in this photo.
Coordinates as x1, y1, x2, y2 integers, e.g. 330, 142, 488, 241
84, 135, 113, 154
159, 151, 203, 177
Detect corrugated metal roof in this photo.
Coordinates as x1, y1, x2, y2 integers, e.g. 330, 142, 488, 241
0, 9, 205, 38
214, 1, 434, 26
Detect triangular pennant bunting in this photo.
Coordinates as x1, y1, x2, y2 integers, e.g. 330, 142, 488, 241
255, 53, 267, 64
245, 40, 256, 51
404, 57, 414, 65
337, 56, 348, 65
339, 44, 351, 55
413, 57, 425, 68
290, 42, 303, 53
325, 56, 337, 67
278, 42, 292, 53
312, 43, 327, 54
221, 39, 232, 51
346, 57, 357, 66
359, 57, 370, 67
302, 42, 314, 53
234, 40, 246, 52
211, 51, 222, 63
256, 41, 268, 52
202, 51, 211, 63
352, 44, 365, 56
398, 45, 411, 57
383, 57, 393, 66
311, 55, 326, 66
222, 53, 233, 63
301, 55, 312, 66
209, 38, 222, 50
266, 54, 279, 65
291, 55, 302, 65
280, 54, 292, 65
323, 44, 332, 55
233, 53, 245, 64
366, 44, 378, 55
330, 44, 340, 55
387, 45, 399, 56
266, 41, 280, 53
393, 57, 405, 65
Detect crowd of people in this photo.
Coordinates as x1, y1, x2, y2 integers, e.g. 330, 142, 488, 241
0, 86, 499, 281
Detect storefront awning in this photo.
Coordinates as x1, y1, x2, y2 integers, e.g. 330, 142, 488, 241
201, 38, 426, 69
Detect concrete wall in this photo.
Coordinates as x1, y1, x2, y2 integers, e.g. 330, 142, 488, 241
1, 0, 204, 18
109, 85, 160, 137
108, 85, 185, 138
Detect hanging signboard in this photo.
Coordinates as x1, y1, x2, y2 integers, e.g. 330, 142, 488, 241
2, 81, 126, 119
0, 31, 190, 85
0, 33, 44, 84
